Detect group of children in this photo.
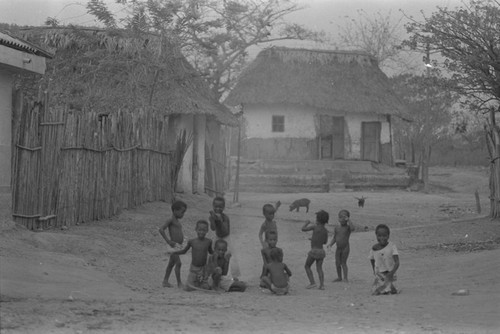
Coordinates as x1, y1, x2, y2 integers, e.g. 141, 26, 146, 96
160, 197, 399, 295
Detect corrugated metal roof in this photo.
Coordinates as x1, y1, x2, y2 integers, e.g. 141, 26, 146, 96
0, 31, 53, 58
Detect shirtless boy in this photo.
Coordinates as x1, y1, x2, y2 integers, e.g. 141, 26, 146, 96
260, 247, 292, 295
258, 204, 277, 248
159, 200, 187, 288
302, 210, 329, 290
173, 220, 213, 291
327, 209, 354, 282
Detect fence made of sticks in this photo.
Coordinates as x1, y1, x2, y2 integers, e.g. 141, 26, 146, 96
12, 90, 173, 230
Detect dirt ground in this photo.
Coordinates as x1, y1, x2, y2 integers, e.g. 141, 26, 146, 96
1, 166, 499, 334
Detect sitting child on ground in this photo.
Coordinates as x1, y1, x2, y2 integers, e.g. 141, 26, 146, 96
369, 224, 400, 295
207, 239, 247, 292
260, 248, 292, 295
260, 230, 283, 286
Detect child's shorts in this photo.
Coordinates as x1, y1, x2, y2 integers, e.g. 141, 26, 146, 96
308, 248, 326, 260
187, 264, 210, 289
166, 238, 187, 255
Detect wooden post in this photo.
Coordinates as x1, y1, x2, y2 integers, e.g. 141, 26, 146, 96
233, 116, 241, 204
474, 189, 481, 214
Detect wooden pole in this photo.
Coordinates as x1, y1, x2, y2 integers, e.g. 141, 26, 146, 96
233, 106, 243, 204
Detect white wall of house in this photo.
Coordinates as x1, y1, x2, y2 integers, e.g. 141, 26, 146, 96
243, 103, 391, 160
1, 47, 47, 193
244, 104, 316, 139
0, 70, 13, 192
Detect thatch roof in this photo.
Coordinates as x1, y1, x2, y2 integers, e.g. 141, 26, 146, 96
225, 47, 406, 115
16, 27, 237, 126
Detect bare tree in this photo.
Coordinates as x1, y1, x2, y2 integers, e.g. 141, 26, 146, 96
404, 0, 500, 218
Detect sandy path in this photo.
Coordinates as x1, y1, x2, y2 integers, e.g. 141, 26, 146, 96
1, 167, 499, 333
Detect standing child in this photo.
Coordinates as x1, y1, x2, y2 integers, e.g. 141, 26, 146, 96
369, 224, 400, 295
159, 200, 187, 288
207, 239, 247, 292
258, 204, 277, 248
327, 209, 354, 282
260, 231, 283, 285
302, 210, 329, 290
260, 248, 292, 295
173, 220, 213, 291
209, 196, 241, 278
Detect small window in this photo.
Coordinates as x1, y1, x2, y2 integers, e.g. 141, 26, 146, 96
272, 115, 285, 132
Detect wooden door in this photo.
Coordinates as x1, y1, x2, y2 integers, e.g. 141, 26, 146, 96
361, 122, 381, 162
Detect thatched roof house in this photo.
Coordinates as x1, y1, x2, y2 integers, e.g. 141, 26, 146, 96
225, 47, 407, 164
225, 47, 404, 114
13, 27, 236, 195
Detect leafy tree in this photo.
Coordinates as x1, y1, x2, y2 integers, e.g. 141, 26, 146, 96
336, 9, 419, 75
85, 0, 322, 100
391, 71, 456, 190
404, 0, 500, 217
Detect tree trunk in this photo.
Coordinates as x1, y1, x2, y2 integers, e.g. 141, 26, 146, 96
485, 108, 500, 219
422, 145, 431, 192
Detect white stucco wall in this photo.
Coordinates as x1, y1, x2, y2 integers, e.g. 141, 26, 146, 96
242, 104, 392, 161
0, 70, 13, 192
244, 104, 317, 139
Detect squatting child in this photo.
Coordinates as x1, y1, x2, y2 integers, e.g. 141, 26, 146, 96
159, 200, 188, 288
327, 209, 354, 282
207, 239, 247, 292
209, 196, 240, 278
258, 204, 278, 248
260, 247, 292, 295
260, 230, 283, 286
369, 224, 400, 295
302, 210, 329, 290
173, 220, 213, 291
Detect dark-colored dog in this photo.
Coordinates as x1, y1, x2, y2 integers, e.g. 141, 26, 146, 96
289, 198, 310, 213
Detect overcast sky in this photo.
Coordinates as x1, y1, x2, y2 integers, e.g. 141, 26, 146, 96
0, 0, 463, 29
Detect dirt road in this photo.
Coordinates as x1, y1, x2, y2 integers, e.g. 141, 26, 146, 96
1, 167, 499, 333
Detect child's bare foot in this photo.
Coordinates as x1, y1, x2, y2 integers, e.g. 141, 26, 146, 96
333, 278, 342, 282
306, 283, 317, 289
177, 283, 184, 289
162, 281, 173, 288
318, 285, 325, 290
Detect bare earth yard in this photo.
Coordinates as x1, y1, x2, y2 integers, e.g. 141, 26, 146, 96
1, 166, 499, 333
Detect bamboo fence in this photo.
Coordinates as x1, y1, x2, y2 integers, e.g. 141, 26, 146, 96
12, 90, 174, 229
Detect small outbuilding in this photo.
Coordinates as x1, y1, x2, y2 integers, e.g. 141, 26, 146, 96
224, 47, 407, 165
0, 31, 52, 192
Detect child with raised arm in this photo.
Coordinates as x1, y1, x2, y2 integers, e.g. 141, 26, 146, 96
327, 209, 354, 282
159, 200, 187, 288
209, 196, 241, 279
302, 210, 329, 290
260, 230, 283, 286
369, 224, 400, 295
207, 239, 247, 292
173, 220, 213, 291
258, 204, 277, 248
260, 247, 292, 295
